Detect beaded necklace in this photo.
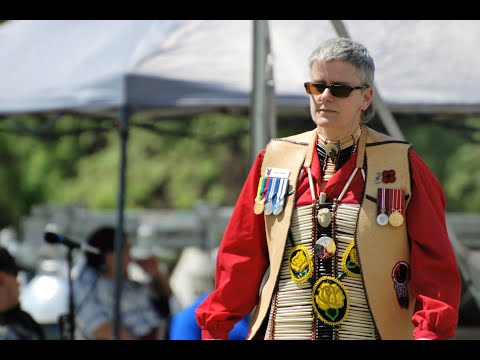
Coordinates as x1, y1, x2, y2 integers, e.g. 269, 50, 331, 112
316, 125, 362, 183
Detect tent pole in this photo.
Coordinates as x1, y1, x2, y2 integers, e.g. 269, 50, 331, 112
330, 20, 405, 141
265, 21, 277, 144
250, 20, 275, 164
112, 105, 129, 340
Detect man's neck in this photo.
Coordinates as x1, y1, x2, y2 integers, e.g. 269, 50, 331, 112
316, 123, 361, 143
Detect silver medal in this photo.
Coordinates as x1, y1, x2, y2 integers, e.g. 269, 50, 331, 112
272, 178, 288, 216
264, 178, 276, 216
376, 188, 389, 226
376, 213, 389, 226
264, 202, 273, 215
272, 202, 283, 216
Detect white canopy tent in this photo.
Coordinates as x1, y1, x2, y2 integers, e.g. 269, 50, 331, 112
1, 20, 479, 115
1, 19, 478, 338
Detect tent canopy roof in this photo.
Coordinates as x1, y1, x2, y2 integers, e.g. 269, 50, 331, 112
1, 20, 479, 116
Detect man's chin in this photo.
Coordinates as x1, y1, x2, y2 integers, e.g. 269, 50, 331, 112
313, 117, 335, 128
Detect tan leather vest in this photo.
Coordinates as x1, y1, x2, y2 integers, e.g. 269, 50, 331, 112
247, 126, 415, 340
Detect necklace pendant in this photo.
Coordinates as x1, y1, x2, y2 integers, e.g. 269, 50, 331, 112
317, 208, 332, 228
324, 143, 338, 161
315, 236, 336, 259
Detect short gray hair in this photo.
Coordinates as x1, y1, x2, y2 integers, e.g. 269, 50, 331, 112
308, 37, 375, 123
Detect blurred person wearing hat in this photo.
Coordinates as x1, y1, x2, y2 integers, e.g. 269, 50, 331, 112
73, 226, 172, 340
0, 247, 45, 340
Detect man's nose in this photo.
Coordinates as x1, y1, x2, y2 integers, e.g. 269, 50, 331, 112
319, 87, 334, 100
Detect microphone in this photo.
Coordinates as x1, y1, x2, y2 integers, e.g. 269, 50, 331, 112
44, 232, 101, 255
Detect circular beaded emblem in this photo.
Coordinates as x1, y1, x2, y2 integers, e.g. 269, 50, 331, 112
312, 276, 349, 326
341, 241, 361, 278
289, 245, 313, 284
315, 236, 336, 259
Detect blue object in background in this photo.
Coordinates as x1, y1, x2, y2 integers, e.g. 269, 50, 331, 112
169, 293, 250, 340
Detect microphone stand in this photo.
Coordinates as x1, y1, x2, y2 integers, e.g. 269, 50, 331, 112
58, 245, 75, 340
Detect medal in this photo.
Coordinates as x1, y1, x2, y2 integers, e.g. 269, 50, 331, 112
389, 189, 404, 227
254, 198, 265, 215
389, 211, 403, 227
377, 213, 389, 226
264, 178, 277, 215
272, 202, 282, 216
264, 202, 273, 215
376, 188, 388, 226
253, 177, 266, 215
273, 178, 289, 215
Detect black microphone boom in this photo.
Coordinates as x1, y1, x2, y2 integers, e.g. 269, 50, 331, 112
44, 232, 101, 255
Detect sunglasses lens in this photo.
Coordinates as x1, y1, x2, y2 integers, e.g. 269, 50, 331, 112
305, 83, 325, 95
330, 85, 352, 98
305, 83, 353, 97
311, 83, 327, 94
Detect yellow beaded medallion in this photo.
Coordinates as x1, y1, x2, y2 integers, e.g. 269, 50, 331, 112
341, 241, 361, 278
311, 276, 349, 326
289, 245, 314, 284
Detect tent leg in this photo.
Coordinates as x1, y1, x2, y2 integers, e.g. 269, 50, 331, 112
251, 20, 276, 163
112, 105, 129, 340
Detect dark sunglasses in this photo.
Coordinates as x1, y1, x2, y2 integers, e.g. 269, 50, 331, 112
304, 82, 369, 98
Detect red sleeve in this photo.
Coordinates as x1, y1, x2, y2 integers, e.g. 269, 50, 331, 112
195, 150, 270, 340
408, 149, 462, 340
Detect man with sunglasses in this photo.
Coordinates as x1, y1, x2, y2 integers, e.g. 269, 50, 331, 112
196, 37, 461, 340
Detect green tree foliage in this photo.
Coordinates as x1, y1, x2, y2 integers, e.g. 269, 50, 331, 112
0, 114, 109, 228
443, 118, 480, 212
0, 111, 479, 230
402, 116, 480, 212
0, 112, 251, 228
49, 113, 251, 210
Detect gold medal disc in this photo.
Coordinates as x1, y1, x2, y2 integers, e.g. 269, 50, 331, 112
253, 198, 265, 215
389, 210, 404, 227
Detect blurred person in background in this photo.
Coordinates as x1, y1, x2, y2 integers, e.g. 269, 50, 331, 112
169, 292, 249, 340
168, 246, 249, 340
0, 247, 45, 340
73, 225, 172, 340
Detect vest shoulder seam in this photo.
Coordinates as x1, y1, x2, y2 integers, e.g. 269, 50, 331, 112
268, 137, 309, 146
366, 140, 411, 147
